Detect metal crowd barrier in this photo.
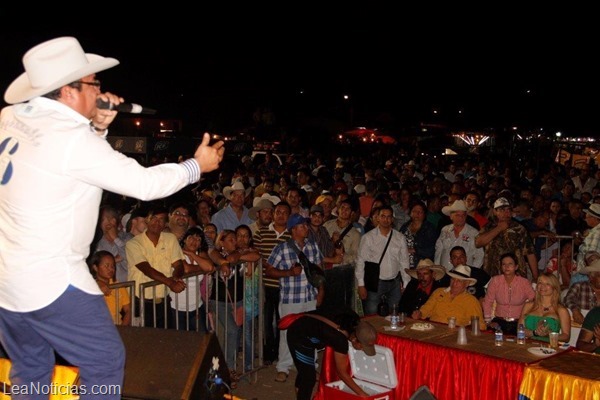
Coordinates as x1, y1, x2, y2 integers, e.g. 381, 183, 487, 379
133, 261, 264, 378
106, 280, 135, 326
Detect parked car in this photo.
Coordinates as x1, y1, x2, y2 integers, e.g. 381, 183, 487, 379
251, 151, 286, 167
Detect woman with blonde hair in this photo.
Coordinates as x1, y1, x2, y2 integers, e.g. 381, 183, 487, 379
519, 272, 571, 343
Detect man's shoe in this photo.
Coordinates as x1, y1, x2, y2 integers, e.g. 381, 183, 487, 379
275, 371, 288, 382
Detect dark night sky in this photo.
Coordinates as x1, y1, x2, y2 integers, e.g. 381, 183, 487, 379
1, 18, 598, 137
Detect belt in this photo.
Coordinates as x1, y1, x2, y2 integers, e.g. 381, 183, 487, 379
497, 317, 517, 322
143, 298, 164, 304
379, 274, 400, 283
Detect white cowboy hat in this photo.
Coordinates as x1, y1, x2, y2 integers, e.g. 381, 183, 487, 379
405, 259, 446, 281
4, 37, 119, 104
223, 181, 250, 200
442, 200, 468, 216
446, 264, 477, 286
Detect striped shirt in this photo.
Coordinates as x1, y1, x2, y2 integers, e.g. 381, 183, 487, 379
253, 224, 291, 288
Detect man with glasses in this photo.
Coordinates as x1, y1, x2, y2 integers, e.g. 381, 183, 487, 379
0, 37, 224, 399
164, 202, 192, 241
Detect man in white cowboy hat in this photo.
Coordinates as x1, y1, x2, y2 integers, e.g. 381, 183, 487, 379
435, 199, 484, 270
399, 259, 446, 314
210, 180, 253, 232
412, 264, 486, 330
576, 203, 600, 272
0, 37, 224, 398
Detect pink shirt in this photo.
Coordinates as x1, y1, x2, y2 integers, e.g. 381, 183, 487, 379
482, 275, 535, 320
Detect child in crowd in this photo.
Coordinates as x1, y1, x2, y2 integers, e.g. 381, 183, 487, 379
89, 250, 132, 326
545, 240, 576, 290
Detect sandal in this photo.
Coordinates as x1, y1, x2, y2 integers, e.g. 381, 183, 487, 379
229, 369, 239, 389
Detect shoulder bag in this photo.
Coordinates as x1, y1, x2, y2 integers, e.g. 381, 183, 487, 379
288, 239, 326, 288
363, 230, 393, 292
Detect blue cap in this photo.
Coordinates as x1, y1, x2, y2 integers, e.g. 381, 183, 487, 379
287, 213, 308, 230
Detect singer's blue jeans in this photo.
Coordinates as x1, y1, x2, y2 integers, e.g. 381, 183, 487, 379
0, 285, 125, 399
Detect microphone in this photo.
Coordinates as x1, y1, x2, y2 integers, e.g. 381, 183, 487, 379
96, 98, 157, 115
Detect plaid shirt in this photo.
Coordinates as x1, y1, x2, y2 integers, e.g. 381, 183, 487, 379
564, 281, 598, 312
267, 238, 323, 304
576, 224, 600, 270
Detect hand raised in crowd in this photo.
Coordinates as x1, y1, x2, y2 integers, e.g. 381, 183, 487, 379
497, 220, 510, 232
194, 132, 225, 174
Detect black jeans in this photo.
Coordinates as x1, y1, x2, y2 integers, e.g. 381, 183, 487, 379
287, 323, 318, 400
492, 317, 518, 336
135, 297, 171, 329
263, 286, 280, 363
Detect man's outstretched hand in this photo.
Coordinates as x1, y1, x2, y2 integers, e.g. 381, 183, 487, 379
194, 132, 225, 173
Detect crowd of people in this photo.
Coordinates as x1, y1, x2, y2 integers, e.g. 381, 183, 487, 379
81, 141, 600, 397
2, 35, 600, 400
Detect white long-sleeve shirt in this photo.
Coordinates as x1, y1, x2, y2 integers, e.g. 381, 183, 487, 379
0, 97, 200, 311
435, 223, 484, 270
356, 227, 411, 286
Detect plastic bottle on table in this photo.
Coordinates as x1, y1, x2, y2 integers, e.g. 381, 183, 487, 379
390, 304, 399, 329
517, 323, 526, 345
494, 326, 504, 346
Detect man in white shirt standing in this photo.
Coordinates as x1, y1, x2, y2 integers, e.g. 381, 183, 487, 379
0, 37, 224, 399
356, 205, 411, 315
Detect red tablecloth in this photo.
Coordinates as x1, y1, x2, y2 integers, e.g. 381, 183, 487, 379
315, 332, 525, 400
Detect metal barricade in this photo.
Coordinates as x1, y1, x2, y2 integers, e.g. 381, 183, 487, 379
107, 280, 135, 326
539, 234, 576, 288
209, 260, 264, 380
134, 263, 264, 378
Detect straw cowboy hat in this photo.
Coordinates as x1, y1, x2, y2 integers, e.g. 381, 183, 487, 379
583, 203, 600, 220
249, 199, 274, 220
405, 259, 446, 281
442, 200, 468, 216
222, 181, 251, 201
252, 193, 281, 207
446, 264, 477, 286
581, 258, 600, 275
5, 37, 119, 104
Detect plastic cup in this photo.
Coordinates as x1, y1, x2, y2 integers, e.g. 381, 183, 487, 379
549, 332, 559, 349
457, 326, 468, 345
448, 317, 456, 329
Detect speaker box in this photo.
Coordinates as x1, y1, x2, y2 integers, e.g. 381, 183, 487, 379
117, 326, 230, 400
408, 385, 437, 400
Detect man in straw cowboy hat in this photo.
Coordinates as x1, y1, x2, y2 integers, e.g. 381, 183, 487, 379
412, 264, 486, 330
0, 37, 224, 397
576, 203, 600, 272
398, 259, 446, 314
